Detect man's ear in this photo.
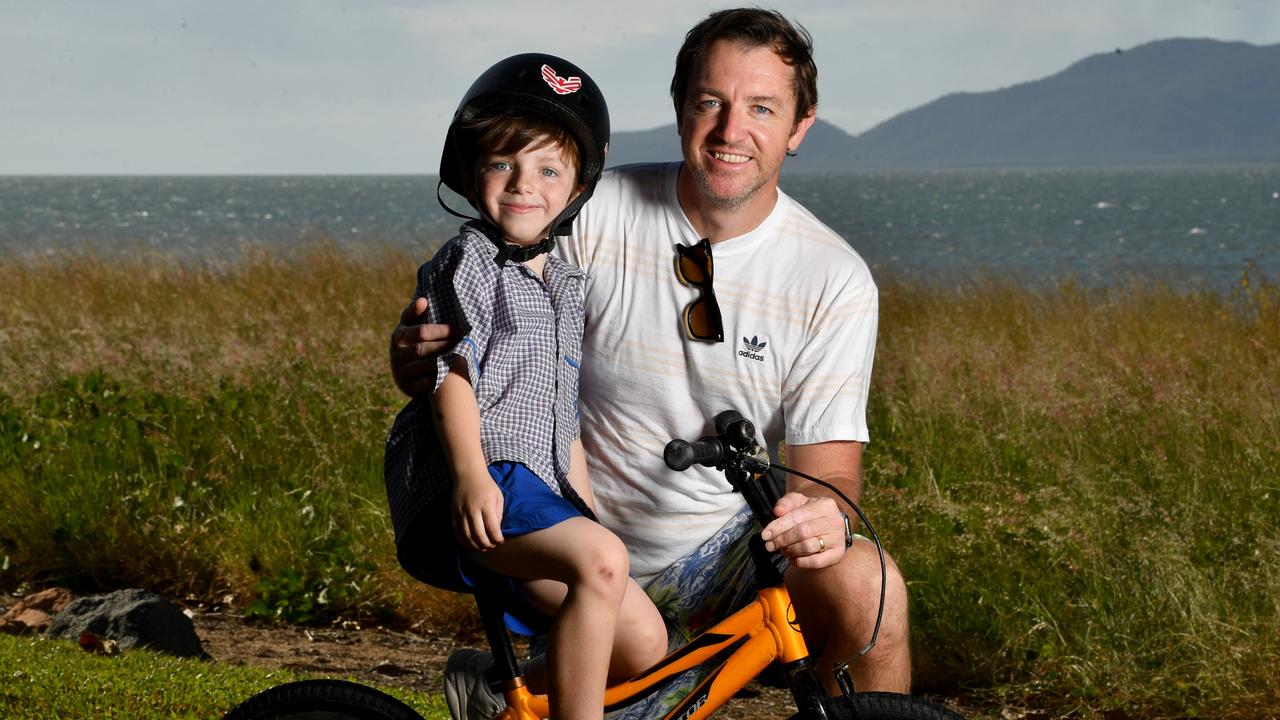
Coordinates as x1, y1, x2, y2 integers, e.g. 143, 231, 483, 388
787, 108, 818, 153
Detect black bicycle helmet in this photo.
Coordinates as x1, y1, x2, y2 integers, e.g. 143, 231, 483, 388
439, 52, 610, 238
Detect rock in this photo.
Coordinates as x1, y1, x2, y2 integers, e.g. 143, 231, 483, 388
0, 587, 74, 635
1, 608, 53, 635
47, 588, 208, 659
373, 659, 415, 677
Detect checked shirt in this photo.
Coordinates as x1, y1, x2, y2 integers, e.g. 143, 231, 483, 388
384, 221, 590, 587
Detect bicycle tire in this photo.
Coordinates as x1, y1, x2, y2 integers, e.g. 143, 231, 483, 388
789, 691, 965, 720
221, 679, 426, 720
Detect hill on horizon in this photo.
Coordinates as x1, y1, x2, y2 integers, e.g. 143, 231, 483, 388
605, 37, 1280, 171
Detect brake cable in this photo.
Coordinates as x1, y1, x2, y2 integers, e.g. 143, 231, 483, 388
766, 461, 887, 692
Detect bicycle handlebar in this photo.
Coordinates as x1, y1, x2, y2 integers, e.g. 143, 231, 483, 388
662, 436, 725, 471
663, 410, 762, 472
663, 409, 888, 681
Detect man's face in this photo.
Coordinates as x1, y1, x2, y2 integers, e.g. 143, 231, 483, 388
677, 39, 815, 213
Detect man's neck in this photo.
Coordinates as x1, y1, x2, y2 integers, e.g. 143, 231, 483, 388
675, 163, 778, 243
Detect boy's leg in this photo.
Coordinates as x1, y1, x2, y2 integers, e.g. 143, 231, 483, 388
517, 575, 667, 682
472, 517, 664, 719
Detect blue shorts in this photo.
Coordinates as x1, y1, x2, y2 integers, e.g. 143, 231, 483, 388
458, 461, 585, 635
487, 461, 582, 536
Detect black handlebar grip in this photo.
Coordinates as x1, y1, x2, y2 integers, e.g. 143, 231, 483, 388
714, 410, 756, 451
664, 437, 724, 471
713, 410, 746, 434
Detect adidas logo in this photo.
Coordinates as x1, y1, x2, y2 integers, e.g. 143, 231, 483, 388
738, 335, 768, 362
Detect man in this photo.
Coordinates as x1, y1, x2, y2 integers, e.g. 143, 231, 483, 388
390, 8, 910, 714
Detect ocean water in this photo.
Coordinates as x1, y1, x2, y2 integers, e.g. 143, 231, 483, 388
2, 168, 1278, 289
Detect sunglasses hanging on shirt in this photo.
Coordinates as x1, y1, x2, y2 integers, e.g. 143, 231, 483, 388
674, 238, 724, 343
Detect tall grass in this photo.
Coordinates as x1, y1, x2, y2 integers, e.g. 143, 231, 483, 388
0, 244, 473, 628
1, 246, 1277, 718
870, 267, 1279, 716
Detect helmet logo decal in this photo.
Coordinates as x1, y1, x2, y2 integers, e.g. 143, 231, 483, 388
540, 64, 582, 95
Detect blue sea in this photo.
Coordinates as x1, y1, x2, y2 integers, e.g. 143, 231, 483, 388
2, 167, 1278, 290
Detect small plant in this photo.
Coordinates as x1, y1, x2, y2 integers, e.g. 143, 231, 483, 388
244, 535, 379, 625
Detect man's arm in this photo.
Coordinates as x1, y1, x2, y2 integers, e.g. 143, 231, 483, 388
389, 297, 459, 397
760, 440, 863, 570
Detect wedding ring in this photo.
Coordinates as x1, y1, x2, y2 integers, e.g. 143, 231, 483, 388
817, 535, 826, 552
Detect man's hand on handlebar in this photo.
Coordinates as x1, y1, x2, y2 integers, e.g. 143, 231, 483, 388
389, 297, 458, 396
760, 493, 848, 570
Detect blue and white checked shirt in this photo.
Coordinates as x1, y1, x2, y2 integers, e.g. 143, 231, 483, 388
385, 222, 591, 587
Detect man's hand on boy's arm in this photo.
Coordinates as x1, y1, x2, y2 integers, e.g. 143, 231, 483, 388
389, 297, 459, 397
760, 440, 863, 570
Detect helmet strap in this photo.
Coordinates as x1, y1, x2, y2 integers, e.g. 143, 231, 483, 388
439, 180, 561, 267
500, 235, 557, 265
469, 216, 557, 268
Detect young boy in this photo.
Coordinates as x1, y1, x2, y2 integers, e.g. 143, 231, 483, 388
383, 54, 667, 720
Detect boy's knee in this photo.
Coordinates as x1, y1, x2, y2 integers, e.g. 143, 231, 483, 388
614, 617, 668, 675
636, 629, 670, 672
643, 621, 668, 663
576, 533, 629, 595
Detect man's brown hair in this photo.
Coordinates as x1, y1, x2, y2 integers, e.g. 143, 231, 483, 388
670, 8, 818, 128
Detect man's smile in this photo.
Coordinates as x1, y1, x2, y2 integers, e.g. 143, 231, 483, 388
711, 151, 751, 164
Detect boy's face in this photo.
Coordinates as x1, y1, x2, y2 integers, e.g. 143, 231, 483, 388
477, 139, 580, 246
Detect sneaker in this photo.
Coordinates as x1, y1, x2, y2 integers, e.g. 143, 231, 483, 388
444, 648, 504, 720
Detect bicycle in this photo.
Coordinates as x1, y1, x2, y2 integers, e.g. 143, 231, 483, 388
223, 410, 963, 720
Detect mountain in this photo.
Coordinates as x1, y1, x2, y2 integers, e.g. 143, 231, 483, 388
606, 38, 1280, 171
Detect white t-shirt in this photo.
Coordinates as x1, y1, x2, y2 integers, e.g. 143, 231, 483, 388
557, 162, 878, 583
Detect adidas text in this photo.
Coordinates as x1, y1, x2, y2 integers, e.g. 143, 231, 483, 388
738, 350, 765, 362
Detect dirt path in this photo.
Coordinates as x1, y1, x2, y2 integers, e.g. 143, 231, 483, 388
7, 590, 970, 719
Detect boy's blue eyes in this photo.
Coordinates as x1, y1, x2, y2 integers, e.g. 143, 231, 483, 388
485, 162, 563, 177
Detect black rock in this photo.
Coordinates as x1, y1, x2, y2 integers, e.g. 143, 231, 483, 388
48, 588, 208, 659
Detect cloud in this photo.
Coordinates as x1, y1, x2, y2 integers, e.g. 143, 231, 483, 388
2, 0, 1276, 173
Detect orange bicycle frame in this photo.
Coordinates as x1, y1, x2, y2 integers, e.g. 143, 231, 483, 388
495, 584, 809, 720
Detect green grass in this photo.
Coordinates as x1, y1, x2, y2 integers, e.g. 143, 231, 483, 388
0, 633, 447, 720
1, 247, 1277, 718
868, 268, 1280, 717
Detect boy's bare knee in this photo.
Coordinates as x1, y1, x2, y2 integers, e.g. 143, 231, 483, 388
576, 533, 629, 596
645, 623, 668, 663
613, 622, 667, 676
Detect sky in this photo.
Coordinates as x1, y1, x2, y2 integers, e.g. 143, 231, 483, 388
3, 0, 1278, 175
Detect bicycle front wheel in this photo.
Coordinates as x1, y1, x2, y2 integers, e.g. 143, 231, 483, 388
789, 691, 965, 720
222, 679, 426, 720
